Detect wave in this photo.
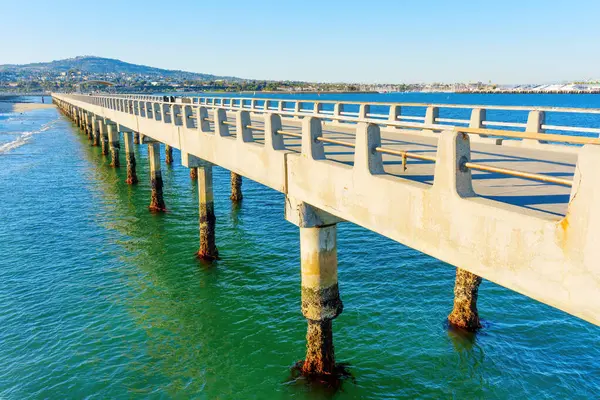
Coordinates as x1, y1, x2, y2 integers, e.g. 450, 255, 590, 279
0, 118, 59, 154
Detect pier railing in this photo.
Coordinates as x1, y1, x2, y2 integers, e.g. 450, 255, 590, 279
91, 93, 600, 149
64, 93, 584, 188
68, 93, 594, 187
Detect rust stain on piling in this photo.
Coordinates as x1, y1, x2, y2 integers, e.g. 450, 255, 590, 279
197, 201, 219, 260
165, 145, 173, 165
230, 172, 243, 202
447, 267, 482, 332
125, 153, 138, 184
148, 176, 166, 212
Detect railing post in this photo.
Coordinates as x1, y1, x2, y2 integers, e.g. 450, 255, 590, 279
236, 110, 253, 142
264, 113, 285, 151
524, 110, 546, 145
183, 105, 194, 129
433, 131, 474, 197
354, 122, 384, 175
388, 105, 401, 128
423, 106, 439, 135
469, 108, 486, 129
162, 104, 172, 124
153, 103, 162, 122
468, 108, 498, 143
314, 102, 322, 115
214, 108, 230, 137
302, 117, 325, 160
358, 104, 370, 120
294, 101, 301, 119
424, 106, 439, 125
198, 107, 211, 133
172, 104, 182, 126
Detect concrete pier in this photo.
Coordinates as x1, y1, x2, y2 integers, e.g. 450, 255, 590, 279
165, 145, 174, 165
107, 123, 120, 168
196, 163, 219, 260
230, 172, 243, 202
447, 268, 483, 331
53, 94, 600, 334
147, 142, 166, 212
190, 168, 198, 180
122, 131, 138, 184
133, 132, 140, 144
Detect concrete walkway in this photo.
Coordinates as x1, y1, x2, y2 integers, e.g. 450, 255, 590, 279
231, 113, 576, 217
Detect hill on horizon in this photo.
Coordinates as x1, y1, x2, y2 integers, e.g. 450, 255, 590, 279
0, 56, 242, 82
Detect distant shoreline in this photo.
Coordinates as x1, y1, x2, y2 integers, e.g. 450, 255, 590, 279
455, 91, 600, 95
230, 90, 377, 95
0, 102, 55, 114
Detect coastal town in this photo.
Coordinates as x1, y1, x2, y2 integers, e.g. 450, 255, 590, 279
1, 56, 599, 94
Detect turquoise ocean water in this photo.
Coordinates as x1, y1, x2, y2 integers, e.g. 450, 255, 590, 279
1, 94, 599, 399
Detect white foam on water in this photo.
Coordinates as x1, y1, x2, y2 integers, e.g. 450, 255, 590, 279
0, 118, 59, 154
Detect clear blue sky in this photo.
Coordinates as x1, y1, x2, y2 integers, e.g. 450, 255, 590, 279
1, 0, 599, 84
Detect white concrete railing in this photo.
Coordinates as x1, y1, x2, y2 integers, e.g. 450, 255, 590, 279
193, 96, 600, 146
53, 93, 600, 327
76, 93, 600, 152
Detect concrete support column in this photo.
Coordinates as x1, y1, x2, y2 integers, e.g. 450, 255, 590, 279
286, 197, 345, 378
90, 116, 99, 146
107, 124, 120, 167
447, 268, 482, 331
196, 163, 219, 260
133, 132, 140, 144
99, 120, 109, 155
85, 114, 93, 141
148, 142, 166, 212
190, 168, 198, 180
230, 172, 243, 202
165, 145, 173, 165
123, 131, 138, 184
299, 224, 343, 376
